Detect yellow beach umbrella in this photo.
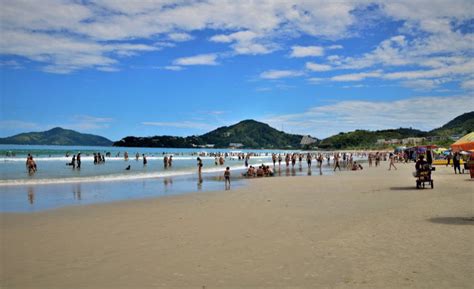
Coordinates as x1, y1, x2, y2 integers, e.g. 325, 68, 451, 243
433, 147, 447, 154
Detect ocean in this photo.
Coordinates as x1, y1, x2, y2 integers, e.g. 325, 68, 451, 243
0, 145, 336, 212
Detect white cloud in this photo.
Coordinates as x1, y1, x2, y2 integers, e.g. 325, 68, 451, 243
0, 1, 366, 72
290, 46, 324, 58
163, 65, 184, 71
307, 77, 324, 84
461, 79, 474, 90
0, 0, 473, 78
400, 79, 443, 91
168, 32, 194, 42
260, 69, 304, 79
331, 71, 382, 82
0, 120, 39, 130
210, 30, 275, 55
173, 54, 218, 66
0, 60, 23, 69
262, 95, 474, 138
68, 115, 114, 130
306, 62, 332, 72
328, 45, 343, 50
142, 121, 212, 130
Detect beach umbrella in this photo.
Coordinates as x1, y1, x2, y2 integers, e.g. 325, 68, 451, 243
433, 147, 447, 154
451, 132, 474, 152
443, 150, 452, 155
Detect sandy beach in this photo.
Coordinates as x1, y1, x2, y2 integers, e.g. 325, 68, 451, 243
1, 163, 473, 289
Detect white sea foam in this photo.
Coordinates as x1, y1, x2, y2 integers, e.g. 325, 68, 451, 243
0, 163, 277, 186
0, 155, 272, 162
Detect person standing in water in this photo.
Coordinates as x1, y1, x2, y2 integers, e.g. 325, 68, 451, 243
333, 153, 341, 171
224, 167, 231, 190
197, 157, 203, 175
163, 155, 169, 168
76, 153, 81, 169
142, 154, 147, 166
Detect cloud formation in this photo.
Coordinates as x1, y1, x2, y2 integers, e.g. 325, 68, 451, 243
262, 95, 474, 138
173, 54, 218, 66
0, 0, 472, 96
260, 70, 304, 79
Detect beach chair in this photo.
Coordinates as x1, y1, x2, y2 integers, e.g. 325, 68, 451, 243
415, 164, 434, 189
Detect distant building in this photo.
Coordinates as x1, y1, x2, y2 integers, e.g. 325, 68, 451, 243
229, 143, 244, 148
300, 135, 317, 146
402, 137, 425, 145
376, 139, 386, 145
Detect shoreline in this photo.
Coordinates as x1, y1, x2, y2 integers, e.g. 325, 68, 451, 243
1, 164, 472, 288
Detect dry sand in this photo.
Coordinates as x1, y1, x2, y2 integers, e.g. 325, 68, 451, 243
1, 163, 473, 289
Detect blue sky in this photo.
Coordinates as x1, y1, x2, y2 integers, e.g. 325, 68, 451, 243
0, 0, 473, 141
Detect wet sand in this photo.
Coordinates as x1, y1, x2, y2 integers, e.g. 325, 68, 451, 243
1, 163, 473, 288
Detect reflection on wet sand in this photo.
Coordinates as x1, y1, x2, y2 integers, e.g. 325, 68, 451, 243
163, 178, 173, 192
28, 187, 34, 205
73, 184, 81, 200
197, 176, 203, 191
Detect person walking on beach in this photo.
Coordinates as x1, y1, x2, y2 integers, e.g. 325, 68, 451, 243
306, 153, 312, 168
333, 154, 341, 171
446, 152, 452, 167
388, 152, 397, 170
453, 152, 461, 174
224, 167, 231, 190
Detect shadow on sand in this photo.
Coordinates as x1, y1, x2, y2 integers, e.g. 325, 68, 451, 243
429, 217, 474, 225
389, 186, 417, 191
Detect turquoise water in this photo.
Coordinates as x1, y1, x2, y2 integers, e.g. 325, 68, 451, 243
0, 145, 336, 212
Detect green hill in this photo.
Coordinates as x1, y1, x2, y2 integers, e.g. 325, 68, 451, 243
318, 111, 474, 149
0, 127, 113, 146
318, 128, 427, 149
114, 120, 309, 149
429, 111, 474, 137
200, 120, 303, 148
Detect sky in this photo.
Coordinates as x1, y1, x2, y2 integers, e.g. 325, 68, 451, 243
0, 0, 473, 141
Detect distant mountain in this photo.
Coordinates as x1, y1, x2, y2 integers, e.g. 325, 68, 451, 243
200, 120, 304, 148
318, 128, 427, 149
429, 111, 474, 137
114, 120, 309, 149
0, 127, 113, 146
115, 112, 473, 150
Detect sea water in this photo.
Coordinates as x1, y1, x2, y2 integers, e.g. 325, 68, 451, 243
0, 145, 335, 212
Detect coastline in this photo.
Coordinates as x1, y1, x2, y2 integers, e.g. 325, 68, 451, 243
1, 163, 472, 288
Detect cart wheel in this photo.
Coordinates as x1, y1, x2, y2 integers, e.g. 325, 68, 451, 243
431, 180, 434, 189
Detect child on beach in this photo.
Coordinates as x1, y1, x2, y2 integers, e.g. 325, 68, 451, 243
224, 167, 231, 189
